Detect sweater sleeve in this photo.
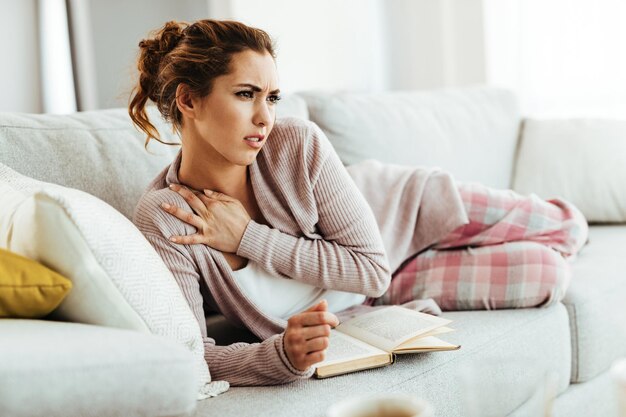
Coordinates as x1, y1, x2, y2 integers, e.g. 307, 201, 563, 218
236, 124, 391, 297
136, 195, 313, 386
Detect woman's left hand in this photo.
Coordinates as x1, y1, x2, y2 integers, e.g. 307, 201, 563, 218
161, 184, 251, 253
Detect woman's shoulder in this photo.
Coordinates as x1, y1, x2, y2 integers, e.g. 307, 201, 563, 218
263, 117, 333, 166
272, 116, 313, 130
274, 116, 333, 143
132, 176, 195, 237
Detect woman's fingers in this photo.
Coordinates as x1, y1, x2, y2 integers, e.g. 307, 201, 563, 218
160, 202, 203, 229
170, 184, 211, 215
284, 310, 335, 371
204, 189, 235, 202
305, 299, 328, 312
304, 350, 326, 364
198, 193, 213, 207
283, 331, 331, 369
305, 335, 330, 353
299, 324, 332, 340
288, 311, 338, 328
167, 233, 203, 245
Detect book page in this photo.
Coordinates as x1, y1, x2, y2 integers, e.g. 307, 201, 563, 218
337, 306, 451, 352
316, 330, 388, 367
395, 335, 460, 352
420, 326, 454, 338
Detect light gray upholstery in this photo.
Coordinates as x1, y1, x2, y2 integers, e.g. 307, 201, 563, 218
276, 94, 310, 120
563, 225, 626, 382
0, 320, 197, 417
299, 87, 521, 189
552, 370, 620, 417
0, 107, 179, 220
197, 305, 571, 417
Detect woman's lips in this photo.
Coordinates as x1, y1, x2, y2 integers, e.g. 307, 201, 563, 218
243, 134, 265, 149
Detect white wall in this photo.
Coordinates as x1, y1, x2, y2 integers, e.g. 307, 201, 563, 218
213, 0, 486, 94
0, 0, 488, 113
484, 0, 626, 118
87, 0, 209, 109
443, 0, 486, 87
0, 0, 42, 112
384, 0, 486, 90
211, 0, 389, 93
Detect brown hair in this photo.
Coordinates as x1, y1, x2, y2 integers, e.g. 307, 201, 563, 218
128, 19, 276, 147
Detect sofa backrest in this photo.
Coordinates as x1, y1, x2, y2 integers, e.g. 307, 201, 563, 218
297, 86, 521, 189
0, 107, 179, 220
1, 88, 519, 219
0, 95, 309, 220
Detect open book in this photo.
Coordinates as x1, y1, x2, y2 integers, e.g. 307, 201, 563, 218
314, 306, 460, 378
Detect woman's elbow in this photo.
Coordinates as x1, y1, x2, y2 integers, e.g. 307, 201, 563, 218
367, 263, 391, 298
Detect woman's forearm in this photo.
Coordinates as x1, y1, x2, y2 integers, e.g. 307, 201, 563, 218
237, 220, 390, 297
204, 333, 313, 386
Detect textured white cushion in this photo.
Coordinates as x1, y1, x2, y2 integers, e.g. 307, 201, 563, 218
299, 87, 521, 189
0, 163, 227, 398
513, 119, 626, 223
0, 320, 197, 417
0, 107, 179, 221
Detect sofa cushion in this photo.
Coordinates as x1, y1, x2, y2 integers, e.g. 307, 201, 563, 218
0, 107, 179, 220
513, 119, 626, 223
550, 369, 620, 417
0, 320, 197, 417
562, 225, 626, 383
276, 93, 310, 120
195, 306, 571, 417
0, 248, 72, 318
298, 87, 520, 189
0, 163, 219, 397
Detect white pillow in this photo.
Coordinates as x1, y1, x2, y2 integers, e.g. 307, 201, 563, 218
513, 119, 626, 223
0, 163, 228, 398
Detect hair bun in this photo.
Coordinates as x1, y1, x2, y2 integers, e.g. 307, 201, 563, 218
137, 21, 188, 82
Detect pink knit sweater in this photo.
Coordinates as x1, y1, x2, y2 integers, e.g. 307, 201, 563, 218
133, 117, 468, 386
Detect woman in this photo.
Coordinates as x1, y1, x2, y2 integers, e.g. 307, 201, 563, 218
130, 19, 588, 386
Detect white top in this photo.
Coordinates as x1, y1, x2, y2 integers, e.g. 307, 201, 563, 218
231, 260, 366, 320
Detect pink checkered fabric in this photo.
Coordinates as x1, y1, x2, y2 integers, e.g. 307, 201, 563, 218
371, 182, 589, 310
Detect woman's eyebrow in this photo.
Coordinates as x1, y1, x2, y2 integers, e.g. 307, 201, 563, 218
234, 83, 280, 94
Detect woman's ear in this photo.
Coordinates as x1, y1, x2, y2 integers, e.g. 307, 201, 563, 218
176, 83, 196, 119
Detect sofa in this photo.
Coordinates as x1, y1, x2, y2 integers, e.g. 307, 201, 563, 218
1, 86, 624, 417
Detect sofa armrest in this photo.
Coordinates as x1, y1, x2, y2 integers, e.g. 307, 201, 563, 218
0, 320, 197, 417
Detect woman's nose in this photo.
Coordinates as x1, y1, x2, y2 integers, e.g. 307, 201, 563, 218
254, 102, 272, 127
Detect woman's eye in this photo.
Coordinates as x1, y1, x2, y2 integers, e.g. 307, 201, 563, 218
267, 95, 282, 104
236, 91, 254, 99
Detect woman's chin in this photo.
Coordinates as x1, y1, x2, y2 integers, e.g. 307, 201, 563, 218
233, 154, 258, 166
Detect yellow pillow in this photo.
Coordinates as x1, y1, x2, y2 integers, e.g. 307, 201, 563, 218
0, 248, 72, 318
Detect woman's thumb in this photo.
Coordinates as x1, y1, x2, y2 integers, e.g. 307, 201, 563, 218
305, 299, 328, 312
204, 189, 234, 202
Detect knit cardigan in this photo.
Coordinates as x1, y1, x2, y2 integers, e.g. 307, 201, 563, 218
133, 117, 468, 386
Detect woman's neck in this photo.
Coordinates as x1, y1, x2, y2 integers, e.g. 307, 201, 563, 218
177, 145, 249, 201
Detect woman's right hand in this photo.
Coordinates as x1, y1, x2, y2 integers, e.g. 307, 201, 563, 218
283, 299, 339, 372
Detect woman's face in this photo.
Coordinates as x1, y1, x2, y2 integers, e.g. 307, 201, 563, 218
189, 49, 280, 167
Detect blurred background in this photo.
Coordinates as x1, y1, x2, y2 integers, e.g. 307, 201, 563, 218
2, 0, 626, 118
